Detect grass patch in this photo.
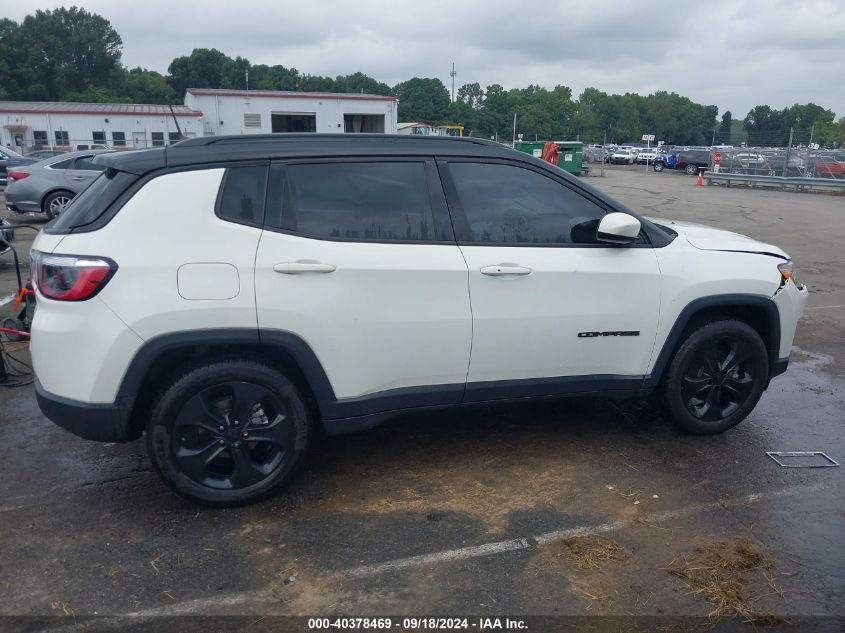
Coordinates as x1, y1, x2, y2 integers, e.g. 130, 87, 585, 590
545, 536, 629, 570
667, 537, 787, 624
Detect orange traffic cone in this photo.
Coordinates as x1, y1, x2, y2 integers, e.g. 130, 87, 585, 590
696, 171, 703, 186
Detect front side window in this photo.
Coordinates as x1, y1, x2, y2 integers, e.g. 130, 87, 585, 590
217, 165, 268, 226
447, 162, 607, 245
112, 132, 126, 147
278, 162, 435, 242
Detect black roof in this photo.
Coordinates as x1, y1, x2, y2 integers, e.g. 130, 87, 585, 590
95, 134, 522, 175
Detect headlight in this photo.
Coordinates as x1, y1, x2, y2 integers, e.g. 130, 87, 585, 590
778, 261, 797, 284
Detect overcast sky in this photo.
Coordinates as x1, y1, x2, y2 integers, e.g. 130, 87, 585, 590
6, 0, 844, 118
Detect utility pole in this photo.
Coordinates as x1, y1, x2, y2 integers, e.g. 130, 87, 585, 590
511, 112, 517, 148
449, 63, 456, 102
782, 127, 794, 177
245, 69, 249, 91
809, 123, 815, 148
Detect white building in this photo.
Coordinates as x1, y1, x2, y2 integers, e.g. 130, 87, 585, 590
0, 102, 203, 152
0, 89, 399, 153
183, 88, 398, 135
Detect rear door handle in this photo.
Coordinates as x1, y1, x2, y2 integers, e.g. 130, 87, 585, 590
480, 264, 532, 276
273, 261, 337, 274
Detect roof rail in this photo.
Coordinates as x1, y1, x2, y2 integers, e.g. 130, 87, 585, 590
172, 133, 498, 148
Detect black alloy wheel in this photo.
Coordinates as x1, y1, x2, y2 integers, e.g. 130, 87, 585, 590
680, 336, 760, 422
147, 359, 312, 506
663, 320, 768, 434
172, 381, 293, 489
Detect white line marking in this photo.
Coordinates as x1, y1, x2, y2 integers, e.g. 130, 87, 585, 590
805, 304, 845, 311
31, 481, 827, 629
343, 482, 823, 579
0, 293, 15, 307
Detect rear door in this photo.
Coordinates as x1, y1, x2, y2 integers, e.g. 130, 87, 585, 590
439, 158, 662, 397
254, 158, 472, 416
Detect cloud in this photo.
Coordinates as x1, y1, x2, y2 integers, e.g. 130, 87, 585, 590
4, 0, 844, 117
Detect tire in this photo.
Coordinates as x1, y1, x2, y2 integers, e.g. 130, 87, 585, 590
43, 190, 75, 219
1, 317, 26, 341
662, 320, 768, 435
653, 162, 665, 172
684, 164, 698, 176
146, 358, 313, 506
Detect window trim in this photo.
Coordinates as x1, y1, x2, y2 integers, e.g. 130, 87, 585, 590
437, 157, 652, 249
261, 157, 456, 245
213, 161, 271, 229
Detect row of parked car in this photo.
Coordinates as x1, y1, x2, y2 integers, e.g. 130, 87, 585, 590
586, 143, 845, 178
1, 148, 112, 218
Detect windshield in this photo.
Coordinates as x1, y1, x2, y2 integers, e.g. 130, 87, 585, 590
1, 146, 24, 158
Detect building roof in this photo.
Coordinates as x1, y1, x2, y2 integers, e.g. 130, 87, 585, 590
185, 88, 397, 102
0, 101, 203, 117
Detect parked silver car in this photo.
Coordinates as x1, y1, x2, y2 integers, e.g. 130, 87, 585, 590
4, 150, 112, 219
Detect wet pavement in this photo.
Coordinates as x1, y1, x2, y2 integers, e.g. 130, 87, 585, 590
1, 173, 843, 629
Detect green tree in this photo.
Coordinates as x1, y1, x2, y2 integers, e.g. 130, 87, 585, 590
167, 48, 232, 96
718, 111, 732, 144
2, 7, 122, 101
122, 67, 177, 103
393, 77, 451, 122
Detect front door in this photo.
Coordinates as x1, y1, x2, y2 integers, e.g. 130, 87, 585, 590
439, 159, 662, 397
254, 159, 472, 418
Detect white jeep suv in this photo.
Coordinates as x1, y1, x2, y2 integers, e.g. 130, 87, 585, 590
31, 135, 807, 506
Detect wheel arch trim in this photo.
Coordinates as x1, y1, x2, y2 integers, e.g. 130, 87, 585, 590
644, 293, 781, 388
116, 328, 338, 419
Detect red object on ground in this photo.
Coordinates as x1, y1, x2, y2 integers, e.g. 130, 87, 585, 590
542, 142, 561, 166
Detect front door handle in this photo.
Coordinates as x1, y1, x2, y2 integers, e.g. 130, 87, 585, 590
70, 176, 91, 181
480, 264, 532, 276
273, 261, 337, 274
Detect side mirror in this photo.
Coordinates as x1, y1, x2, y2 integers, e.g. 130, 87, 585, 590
597, 212, 641, 244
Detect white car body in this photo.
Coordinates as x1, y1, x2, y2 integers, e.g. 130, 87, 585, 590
611, 149, 635, 164
636, 149, 658, 163
28, 135, 808, 504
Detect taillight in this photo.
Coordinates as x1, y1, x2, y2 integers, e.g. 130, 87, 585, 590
31, 251, 117, 301
8, 171, 30, 181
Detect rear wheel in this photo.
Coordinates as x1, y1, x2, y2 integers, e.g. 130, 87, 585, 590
43, 190, 75, 219
146, 359, 312, 506
653, 162, 665, 172
684, 163, 699, 176
662, 320, 768, 434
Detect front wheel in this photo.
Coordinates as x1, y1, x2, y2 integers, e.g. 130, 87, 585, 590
662, 320, 768, 434
684, 164, 699, 176
147, 359, 313, 506
653, 162, 665, 172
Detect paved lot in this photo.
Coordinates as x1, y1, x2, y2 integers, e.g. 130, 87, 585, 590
1, 172, 843, 630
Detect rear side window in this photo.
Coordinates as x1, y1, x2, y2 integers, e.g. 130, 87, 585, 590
48, 158, 74, 170
278, 162, 435, 241
216, 165, 268, 226
446, 162, 607, 245
74, 156, 107, 172
49, 170, 138, 232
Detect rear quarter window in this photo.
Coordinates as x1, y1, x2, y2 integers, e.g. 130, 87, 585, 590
48, 170, 139, 233
216, 165, 268, 227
